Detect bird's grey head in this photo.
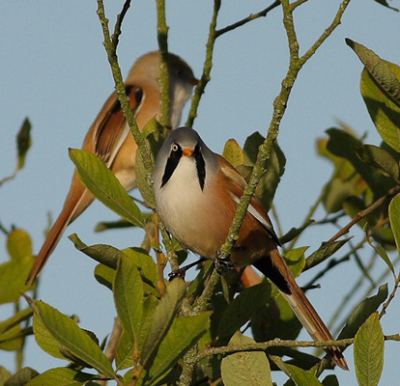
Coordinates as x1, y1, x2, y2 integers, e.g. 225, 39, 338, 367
153, 127, 216, 192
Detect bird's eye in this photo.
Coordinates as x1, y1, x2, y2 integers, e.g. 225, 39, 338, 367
171, 143, 179, 152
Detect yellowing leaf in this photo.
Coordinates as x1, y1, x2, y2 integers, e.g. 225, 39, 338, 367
221, 332, 272, 386
354, 312, 384, 386
6, 228, 33, 259
223, 139, 244, 168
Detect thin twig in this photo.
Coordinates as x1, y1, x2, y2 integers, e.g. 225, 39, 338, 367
104, 318, 122, 362
298, 0, 351, 66
288, 191, 324, 250
178, 267, 221, 386
215, 1, 281, 38
327, 185, 400, 244
328, 251, 380, 334
380, 265, 400, 318
185, 0, 221, 128
195, 335, 400, 362
218, 0, 352, 261
155, 0, 171, 129
96, 0, 154, 190
111, 0, 131, 50
290, 0, 310, 10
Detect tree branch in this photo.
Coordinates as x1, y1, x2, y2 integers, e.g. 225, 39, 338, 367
218, 0, 352, 261
195, 334, 400, 362
96, 0, 154, 189
111, 0, 131, 50
327, 184, 400, 244
185, 0, 221, 128
380, 264, 400, 318
215, 1, 281, 38
155, 0, 171, 129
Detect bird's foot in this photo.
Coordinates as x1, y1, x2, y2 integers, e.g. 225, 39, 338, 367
215, 250, 234, 273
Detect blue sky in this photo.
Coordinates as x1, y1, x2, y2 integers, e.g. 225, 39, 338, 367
1, 1, 400, 384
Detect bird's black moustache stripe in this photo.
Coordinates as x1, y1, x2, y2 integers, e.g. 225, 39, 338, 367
194, 144, 206, 191
161, 145, 182, 188
160, 142, 206, 190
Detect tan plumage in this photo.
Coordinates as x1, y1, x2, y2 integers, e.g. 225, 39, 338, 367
153, 127, 348, 370
26, 52, 197, 285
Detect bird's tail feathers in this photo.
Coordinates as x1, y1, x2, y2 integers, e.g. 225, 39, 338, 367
26, 187, 93, 285
256, 249, 349, 370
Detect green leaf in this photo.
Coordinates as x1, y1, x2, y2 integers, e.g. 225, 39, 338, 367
221, 332, 272, 386
223, 139, 244, 168
141, 278, 186, 367
284, 363, 324, 386
4, 367, 38, 386
145, 312, 210, 385
6, 228, 33, 260
280, 222, 313, 245
95, 218, 135, 232
114, 254, 144, 348
322, 177, 361, 213
0, 256, 34, 304
389, 193, 400, 252
116, 295, 159, 370
343, 197, 378, 230
362, 68, 400, 152
28, 299, 115, 379
0, 307, 33, 335
0, 366, 12, 385
322, 375, 339, 386
284, 247, 307, 278
373, 0, 399, 10
94, 263, 115, 290
136, 118, 159, 209
346, 39, 400, 152
25, 368, 94, 386
239, 132, 286, 211
365, 224, 395, 278
354, 312, 384, 386
326, 128, 376, 190
356, 144, 400, 180
346, 39, 400, 107
69, 234, 123, 269
218, 281, 271, 338
33, 314, 68, 360
338, 284, 388, 339
122, 248, 158, 296
69, 148, 145, 227
305, 239, 349, 270
115, 330, 135, 370
16, 118, 32, 171
0, 324, 23, 351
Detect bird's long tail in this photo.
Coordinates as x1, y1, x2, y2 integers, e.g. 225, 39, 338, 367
26, 182, 93, 285
253, 248, 348, 370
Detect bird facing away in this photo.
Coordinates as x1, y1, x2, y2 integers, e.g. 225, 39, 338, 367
26, 52, 198, 285
153, 126, 348, 370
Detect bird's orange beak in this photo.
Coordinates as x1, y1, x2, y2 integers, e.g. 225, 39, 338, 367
182, 148, 194, 157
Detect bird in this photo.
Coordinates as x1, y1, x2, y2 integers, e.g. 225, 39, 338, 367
153, 126, 348, 370
26, 52, 198, 285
